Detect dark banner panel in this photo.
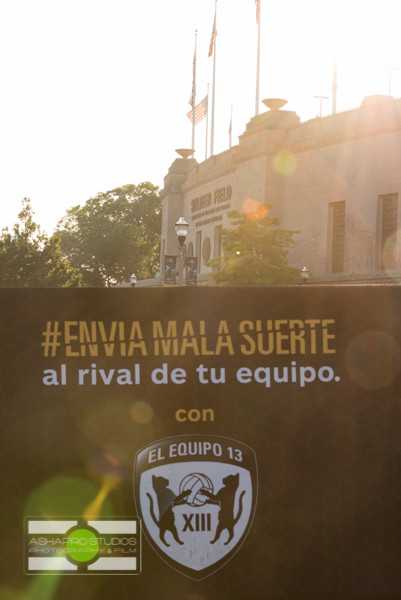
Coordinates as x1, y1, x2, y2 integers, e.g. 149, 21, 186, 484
185, 257, 198, 286
164, 256, 177, 284
1, 286, 401, 599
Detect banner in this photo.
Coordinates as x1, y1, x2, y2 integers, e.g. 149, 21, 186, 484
163, 255, 177, 285
185, 256, 198, 286
1, 286, 401, 599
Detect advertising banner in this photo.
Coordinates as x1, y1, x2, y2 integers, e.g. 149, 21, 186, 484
1, 286, 401, 599
163, 256, 177, 285
185, 257, 198, 286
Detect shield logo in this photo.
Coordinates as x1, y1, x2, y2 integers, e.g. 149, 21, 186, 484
134, 434, 258, 579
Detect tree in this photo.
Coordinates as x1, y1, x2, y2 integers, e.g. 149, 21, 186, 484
58, 183, 161, 286
0, 199, 81, 287
206, 207, 299, 285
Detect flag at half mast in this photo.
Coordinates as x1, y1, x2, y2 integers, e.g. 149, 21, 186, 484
189, 32, 197, 108
187, 96, 208, 125
208, 12, 217, 57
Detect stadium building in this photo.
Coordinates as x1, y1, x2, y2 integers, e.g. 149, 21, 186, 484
160, 95, 401, 284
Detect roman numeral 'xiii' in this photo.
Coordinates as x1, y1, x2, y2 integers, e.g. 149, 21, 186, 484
182, 513, 212, 532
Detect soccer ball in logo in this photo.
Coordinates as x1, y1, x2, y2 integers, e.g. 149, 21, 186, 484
179, 473, 214, 507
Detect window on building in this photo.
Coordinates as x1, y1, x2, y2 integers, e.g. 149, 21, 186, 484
203, 237, 211, 262
379, 193, 398, 270
330, 201, 345, 273
214, 225, 222, 258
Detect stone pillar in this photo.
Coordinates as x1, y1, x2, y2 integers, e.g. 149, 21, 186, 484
160, 150, 196, 276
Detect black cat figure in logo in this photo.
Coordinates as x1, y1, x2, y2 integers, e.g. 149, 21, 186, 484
147, 475, 190, 547
201, 473, 246, 545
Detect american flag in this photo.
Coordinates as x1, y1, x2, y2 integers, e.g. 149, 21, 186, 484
208, 13, 217, 57
188, 52, 195, 107
189, 31, 197, 108
187, 96, 208, 125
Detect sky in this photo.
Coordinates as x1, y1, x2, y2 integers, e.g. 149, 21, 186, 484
0, 0, 400, 235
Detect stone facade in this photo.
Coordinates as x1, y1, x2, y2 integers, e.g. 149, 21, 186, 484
160, 95, 401, 283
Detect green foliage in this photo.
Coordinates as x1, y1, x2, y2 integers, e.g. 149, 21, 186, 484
0, 199, 81, 287
57, 183, 161, 286
207, 208, 299, 285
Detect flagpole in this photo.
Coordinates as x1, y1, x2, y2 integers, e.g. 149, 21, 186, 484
210, 0, 217, 156
332, 56, 337, 114
332, 29, 337, 115
229, 104, 233, 148
255, 0, 261, 115
192, 30, 197, 151
211, 44, 216, 155
205, 83, 209, 160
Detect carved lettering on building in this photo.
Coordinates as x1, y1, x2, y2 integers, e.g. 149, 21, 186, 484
191, 193, 212, 213
214, 185, 232, 204
191, 186, 232, 213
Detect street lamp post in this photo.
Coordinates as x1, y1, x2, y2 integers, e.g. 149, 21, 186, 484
175, 217, 189, 286
301, 266, 310, 283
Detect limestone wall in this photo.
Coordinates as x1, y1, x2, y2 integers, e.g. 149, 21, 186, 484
161, 96, 401, 283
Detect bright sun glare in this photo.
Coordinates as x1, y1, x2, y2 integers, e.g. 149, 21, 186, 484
0, 0, 400, 235
249, 0, 400, 120
317, 0, 399, 109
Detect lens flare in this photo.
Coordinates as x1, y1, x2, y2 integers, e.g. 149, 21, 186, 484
0, 587, 31, 600
130, 400, 154, 424
273, 151, 297, 176
83, 477, 119, 521
0, 576, 62, 600
26, 575, 61, 600
18, 473, 114, 600
346, 331, 401, 389
86, 448, 126, 481
24, 474, 115, 519
242, 198, 268, 221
